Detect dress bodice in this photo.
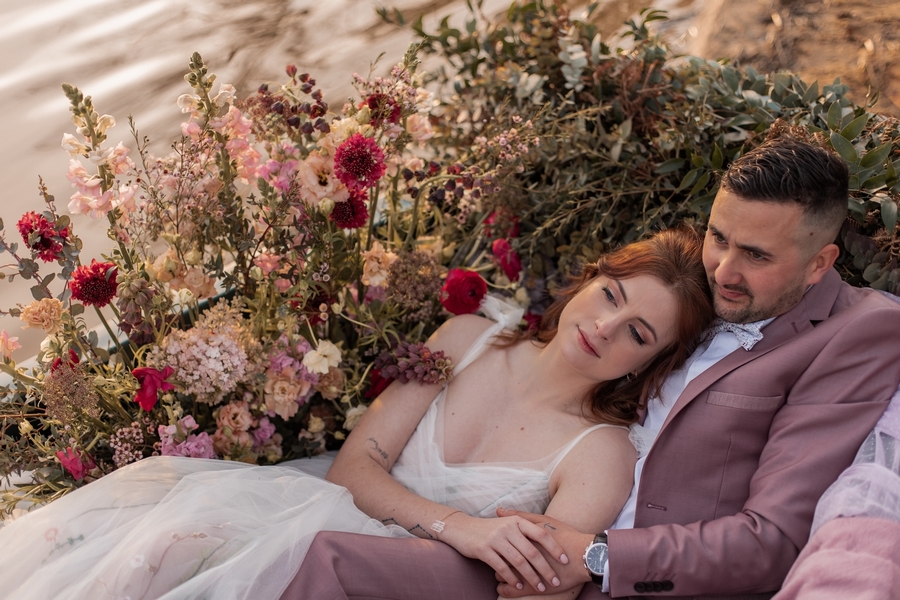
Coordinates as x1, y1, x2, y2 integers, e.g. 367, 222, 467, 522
391, 316, 619, 518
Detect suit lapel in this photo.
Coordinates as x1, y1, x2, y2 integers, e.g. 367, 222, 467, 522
658, 269, 843, 433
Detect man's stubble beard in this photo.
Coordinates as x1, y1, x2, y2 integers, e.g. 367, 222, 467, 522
710, 277, 808, 324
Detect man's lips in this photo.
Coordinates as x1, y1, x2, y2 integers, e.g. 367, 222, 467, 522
716, 284, 748, 302
577, 327, 600, 357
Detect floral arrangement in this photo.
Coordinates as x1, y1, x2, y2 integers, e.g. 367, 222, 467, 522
3, 0, 899, 515
0, 45, 534, 513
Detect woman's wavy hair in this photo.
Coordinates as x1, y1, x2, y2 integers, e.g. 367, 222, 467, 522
501, 227, 715, 426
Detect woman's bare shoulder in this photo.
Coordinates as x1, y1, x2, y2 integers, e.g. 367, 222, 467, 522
427, 314, 496, 358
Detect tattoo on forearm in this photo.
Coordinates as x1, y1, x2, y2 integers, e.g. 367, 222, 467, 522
407, 524, 434, 539
381, 517, 399, 526
366, 437, 389, 466
543, 523, 557, 530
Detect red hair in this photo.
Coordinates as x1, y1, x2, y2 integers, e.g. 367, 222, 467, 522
501, 227, 714, 425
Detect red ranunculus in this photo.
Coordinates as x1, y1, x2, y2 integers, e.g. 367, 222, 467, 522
491, 238, 522, 281
56, 447, 96, 480
17, 211, 69, 262
365, 368, 394, 399
69, 260, 118, 307
440, 269, 487, 315
132, 365, 176, 411
329, 189, 369, 229
333, 133, 386, 191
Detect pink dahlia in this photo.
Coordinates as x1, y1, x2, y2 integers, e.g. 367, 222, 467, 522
330, 189, 369, 229
69, 260, 118, 307
17, 212, 69, 262
333, 133, 386, 191
365, 93, 401, 128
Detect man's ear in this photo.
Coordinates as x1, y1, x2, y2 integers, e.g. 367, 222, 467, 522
805, 243, 840, 286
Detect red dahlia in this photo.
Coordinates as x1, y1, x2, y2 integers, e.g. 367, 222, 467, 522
491, 238, 522, 281
333, 133, 386, 191
440, 268, 487, 315
365, 93, 401, 128
17, 211, 69, 262
329, 190, 369, 229
69, 260, 118, 307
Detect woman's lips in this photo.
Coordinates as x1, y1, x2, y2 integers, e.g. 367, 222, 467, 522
577, 327, 600, 357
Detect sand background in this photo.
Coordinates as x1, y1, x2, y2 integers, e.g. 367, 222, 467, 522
0, 0, 895, 358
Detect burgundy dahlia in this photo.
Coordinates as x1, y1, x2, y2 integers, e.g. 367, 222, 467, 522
69, 260, 118, 307
329, 190, 369, 229
365, 93, 401, 128
17, 211, 69, 262
333, 133, 386, 191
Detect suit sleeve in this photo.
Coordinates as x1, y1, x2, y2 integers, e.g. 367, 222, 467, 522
606, 302, 900, 597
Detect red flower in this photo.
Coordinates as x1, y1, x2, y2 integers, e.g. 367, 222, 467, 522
329, 189, 369, 229
484, 210, 520, 239
132, 365, 176, 411
56, 447, 96, 480
491, 238, 522, 281
524, 312, 542, 331
364, 93, 401, 128
69, 260, 118, 307
51, 349, 80, 374
365, 368, 394, 399
441, 269, 487, 315
334, 133, 386, 191
17, 212, 69, 262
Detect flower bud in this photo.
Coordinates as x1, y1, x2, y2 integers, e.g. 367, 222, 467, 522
319, 198, 335, 216
18, 420, 33, 436
249, 266, 265, 281
184, 249, 202, 266
356, 106, 371, 125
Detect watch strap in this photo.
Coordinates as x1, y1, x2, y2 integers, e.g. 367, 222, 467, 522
587, 532, 608, 587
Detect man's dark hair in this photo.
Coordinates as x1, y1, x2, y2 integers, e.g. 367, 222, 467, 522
722, 137, 849, 237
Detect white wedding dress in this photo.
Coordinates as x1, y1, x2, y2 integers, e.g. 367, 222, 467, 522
0, 299, 620, 600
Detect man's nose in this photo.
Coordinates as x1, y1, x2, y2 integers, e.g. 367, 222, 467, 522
714, 252, 741, 286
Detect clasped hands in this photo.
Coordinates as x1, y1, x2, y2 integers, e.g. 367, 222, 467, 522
476, 508, 594, 598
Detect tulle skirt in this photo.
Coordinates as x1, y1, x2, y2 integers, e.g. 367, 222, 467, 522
0, 455, 409, 600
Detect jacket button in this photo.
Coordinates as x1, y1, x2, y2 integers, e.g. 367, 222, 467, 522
652, 581, 663, 592
634, 582, 647, 593
662, 580, 674, 591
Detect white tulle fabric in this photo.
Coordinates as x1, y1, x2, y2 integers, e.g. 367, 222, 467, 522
810, 385, 900, 536
0, 295, 618, 600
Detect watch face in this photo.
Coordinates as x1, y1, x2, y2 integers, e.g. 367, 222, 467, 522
585, 543, 608, 575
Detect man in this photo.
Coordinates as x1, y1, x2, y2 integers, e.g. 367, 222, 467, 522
281, 137, 900, 599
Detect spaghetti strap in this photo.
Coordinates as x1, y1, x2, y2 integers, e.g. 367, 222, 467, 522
546, 423, 627, 477
452, 322, 505, 375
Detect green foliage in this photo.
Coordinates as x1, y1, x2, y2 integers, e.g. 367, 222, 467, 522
401, 1, 900, 293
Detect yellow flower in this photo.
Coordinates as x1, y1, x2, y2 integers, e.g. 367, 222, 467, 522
20, 298, 65, 334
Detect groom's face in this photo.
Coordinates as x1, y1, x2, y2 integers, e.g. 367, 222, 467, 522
703, 189, 819, 324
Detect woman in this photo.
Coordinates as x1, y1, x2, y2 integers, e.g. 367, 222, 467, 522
0, 228, 714, 600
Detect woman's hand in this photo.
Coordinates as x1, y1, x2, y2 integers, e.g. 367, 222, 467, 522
437, 512, 569, 593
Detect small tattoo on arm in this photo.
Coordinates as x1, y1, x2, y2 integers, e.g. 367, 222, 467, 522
543, 523, 557, 530
381, 517, 399, 526
407, 524, 434, 539
366, 437, 389, 466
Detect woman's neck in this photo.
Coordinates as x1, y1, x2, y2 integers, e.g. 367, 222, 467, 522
506, 338, 601, 416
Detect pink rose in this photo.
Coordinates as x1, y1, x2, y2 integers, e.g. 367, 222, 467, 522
216, 400, 255, 433
132, 366, 176, 411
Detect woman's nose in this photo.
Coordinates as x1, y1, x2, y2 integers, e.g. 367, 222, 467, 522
595, 316, 618, 340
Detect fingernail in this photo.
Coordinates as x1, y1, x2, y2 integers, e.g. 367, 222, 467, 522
538, 583, 546, 592
560, 553, 569, 564
552, 577, 561, 587
516, 583, 523, 590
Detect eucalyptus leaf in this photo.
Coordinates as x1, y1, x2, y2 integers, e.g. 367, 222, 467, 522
826, 101, 842, 131
859, 143, 892, 169
800, 80, 820, 104
881, 198, 898, 234
654, 158, 684, 175
829, 132, 858, 164
839, 114, 869, 141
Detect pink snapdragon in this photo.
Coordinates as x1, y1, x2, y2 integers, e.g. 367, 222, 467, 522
0, 330, 21, 359
132, 365, 176, 411
158, 415, 217, 459
253, 253, 281, 275
56, 447, 96, 480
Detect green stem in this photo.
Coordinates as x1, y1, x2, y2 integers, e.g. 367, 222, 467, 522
93, 306, 130, 370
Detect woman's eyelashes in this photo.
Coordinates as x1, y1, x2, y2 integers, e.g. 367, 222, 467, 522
602, 285, 647, 346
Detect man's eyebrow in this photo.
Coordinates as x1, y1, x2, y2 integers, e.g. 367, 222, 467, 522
708, 225, 773, 258
614, 279, 658, 343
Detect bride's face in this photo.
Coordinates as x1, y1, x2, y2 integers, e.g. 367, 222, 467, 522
556, 274, 679, 383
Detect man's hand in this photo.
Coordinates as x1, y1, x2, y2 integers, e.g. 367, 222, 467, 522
495, 508, 595, 597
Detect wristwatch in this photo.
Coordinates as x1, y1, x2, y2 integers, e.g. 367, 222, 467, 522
582, 532, 608, 588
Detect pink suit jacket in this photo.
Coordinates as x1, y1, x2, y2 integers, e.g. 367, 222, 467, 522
282, 269, 900, 600
606, 269, 900, 597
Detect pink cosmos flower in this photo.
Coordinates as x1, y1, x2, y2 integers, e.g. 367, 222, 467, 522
132, 365, 176, 411
56, 447, 96, 480
491, 238, 523, 281
333, 133, 386, 191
